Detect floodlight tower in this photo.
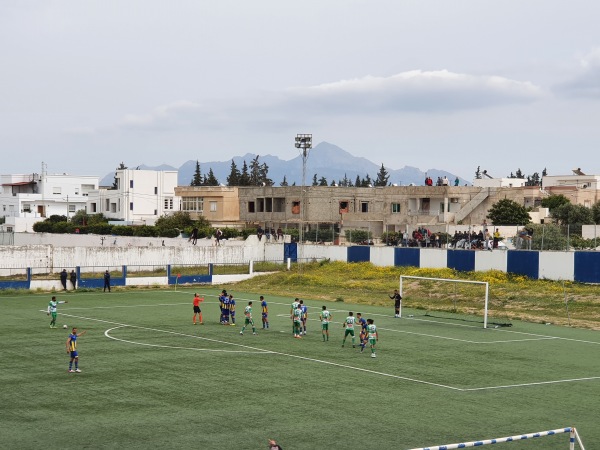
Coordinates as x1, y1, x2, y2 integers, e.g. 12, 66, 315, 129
295, 134, 312, 269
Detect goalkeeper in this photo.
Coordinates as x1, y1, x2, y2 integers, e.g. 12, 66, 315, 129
389, 289, 402, 318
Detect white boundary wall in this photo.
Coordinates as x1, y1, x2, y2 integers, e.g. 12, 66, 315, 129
539, 251, 575, 281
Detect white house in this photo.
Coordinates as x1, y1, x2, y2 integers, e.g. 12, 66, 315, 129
86, 169, 179, 225
0, 172, 99, 232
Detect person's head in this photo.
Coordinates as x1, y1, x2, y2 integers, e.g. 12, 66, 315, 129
367, 319, 374, 324
260, 295, 264, 300
52, 296, 56, 300
72, 327, 77, 333
229, 294, 233, 299
322, 306, 327, 311
248, 301, 252, 306
295, 298, 299, 302
356, 313, 362, 319
394, 289, 398, 293
105, 270, 109, 273
348, 311, 353, 316
299, 299, 303, 305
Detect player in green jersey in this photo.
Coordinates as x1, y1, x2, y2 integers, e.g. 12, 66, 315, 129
47, 296, 67, 328
366, 318, 378, 358
342, 312, 356, 348
319, 306, 331, 341
240, 301, 257, 335
292, 305, 303, 338
290, 298, 300, 335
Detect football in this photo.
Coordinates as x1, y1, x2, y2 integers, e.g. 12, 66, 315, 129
63, 325, 68, 329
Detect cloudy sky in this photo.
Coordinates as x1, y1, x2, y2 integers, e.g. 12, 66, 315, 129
2, 0, 600, 181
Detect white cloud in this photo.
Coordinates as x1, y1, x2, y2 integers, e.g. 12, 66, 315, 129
554, 48, 600, 99
280, 70, 544, 115
119, 100, 204, 130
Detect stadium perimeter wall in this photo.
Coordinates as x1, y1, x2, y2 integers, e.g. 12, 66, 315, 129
1, 238, 600, 286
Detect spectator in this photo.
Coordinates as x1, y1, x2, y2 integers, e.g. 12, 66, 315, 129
103, 270, 111, 292
60, 269, 68, 290
69, 270, 77, 290
257, 225, 264, 241
277, 227, 284, 240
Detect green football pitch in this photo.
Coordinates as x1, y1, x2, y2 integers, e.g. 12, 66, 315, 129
1, 287, 598, 449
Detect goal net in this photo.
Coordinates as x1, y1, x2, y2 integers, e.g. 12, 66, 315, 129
399, 275, 512, 328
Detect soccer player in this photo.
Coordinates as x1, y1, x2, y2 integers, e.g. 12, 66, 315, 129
390, 289, 402, 318
319, 306, 331, 341
366, 318, 378, 358
219, 290, 227, 324
300, 300, 308, 335
222, 294, 231, 325
228, 294, 236, 326
240, 301, 257, 335
342, 311, 356, 348
260, 295, 269, 329
192, 293, 204, 325
47, 296, 67, 328
66, 327, 87, 373
292, 303, 303, 338
290, 298, 300, 335
356, 313, 368, 352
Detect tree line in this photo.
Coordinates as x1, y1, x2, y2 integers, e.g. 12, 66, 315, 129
191, 157, 392, 188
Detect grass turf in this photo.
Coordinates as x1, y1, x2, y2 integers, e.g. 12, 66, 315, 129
1, 287, 598, 449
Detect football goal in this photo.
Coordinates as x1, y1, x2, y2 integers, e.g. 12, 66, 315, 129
399, 275, 511, 328
409, 426, 585, 449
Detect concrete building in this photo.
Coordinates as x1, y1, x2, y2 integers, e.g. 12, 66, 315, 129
0, 171, 98, 232
86, 169, 179, 225
174, 185, 241, 228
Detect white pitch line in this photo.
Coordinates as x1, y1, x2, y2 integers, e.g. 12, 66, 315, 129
461, 376, 600, 391
104, 326, 267, 353
274, 314, 560, 345
49, 310, 600, 392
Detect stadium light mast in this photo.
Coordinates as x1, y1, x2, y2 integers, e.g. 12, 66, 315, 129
295, 134, 312, 271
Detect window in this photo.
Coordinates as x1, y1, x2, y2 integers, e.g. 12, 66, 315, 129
164, 197, 174, 210
130, 180, 134, 188
53, 187, 61, 195
361, 202, 369, 213
129, 202, 133, 211
248, 201, 255, 213
339, 201, 349, 213
182, 197, 203, 212
105, 199, 110, 211
292, 201, 300, 214
90, 203, 97, 213
154, 209, 158, 215
154, 187, 158, 195
23, 204, 31, 213
391, 203, 401, 213
68, 205, 76, 213
210, 201, 217, 212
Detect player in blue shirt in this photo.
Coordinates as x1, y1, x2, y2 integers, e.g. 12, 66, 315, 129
356, 313, 368, 352
222, 294, 230, 325
260, 295, 269, 329
300, 300, 308, 335
66, 327, 87, 373
219, 290, 227, 324
228, 294, 236, 326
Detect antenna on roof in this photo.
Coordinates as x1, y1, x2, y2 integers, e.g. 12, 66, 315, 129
572, 168, 585, 176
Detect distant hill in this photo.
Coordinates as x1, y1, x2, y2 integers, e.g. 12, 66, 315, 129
101, 142, 468, 187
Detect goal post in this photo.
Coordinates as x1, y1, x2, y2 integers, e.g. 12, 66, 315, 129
408, 426, 585, 450
399, 275, 490, 328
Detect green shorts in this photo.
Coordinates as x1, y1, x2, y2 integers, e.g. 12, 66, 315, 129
369, 337, 377, 346
344, 328, 355, 337
321, 323, 329, 331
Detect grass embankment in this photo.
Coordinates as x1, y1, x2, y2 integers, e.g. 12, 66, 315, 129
232, 260, 600, 330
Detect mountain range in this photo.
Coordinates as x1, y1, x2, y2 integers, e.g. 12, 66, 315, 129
100, 142, 468, 187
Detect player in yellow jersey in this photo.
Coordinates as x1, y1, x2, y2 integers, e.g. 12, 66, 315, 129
66, 327, 87, 373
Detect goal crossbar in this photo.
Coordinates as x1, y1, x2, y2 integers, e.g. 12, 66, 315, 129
399, 275, 490, 328
408, 426, 585, 450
